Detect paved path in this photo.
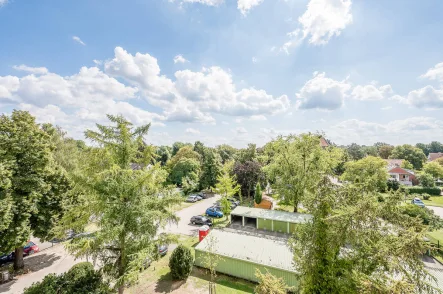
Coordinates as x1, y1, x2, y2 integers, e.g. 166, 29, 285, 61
0, 196, 220, 293
428, 206, 443, 219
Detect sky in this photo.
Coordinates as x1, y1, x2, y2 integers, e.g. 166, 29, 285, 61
1, 0, 443, 148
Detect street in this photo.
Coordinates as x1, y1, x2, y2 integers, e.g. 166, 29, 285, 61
0, 195, 220, 294
429, 206, 443, 219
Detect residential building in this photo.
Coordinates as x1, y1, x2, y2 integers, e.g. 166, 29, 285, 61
388, 167, 416, 186
428, 153, 443, 162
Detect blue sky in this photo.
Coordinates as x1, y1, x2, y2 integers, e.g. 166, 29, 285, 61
1, 0, 443, 147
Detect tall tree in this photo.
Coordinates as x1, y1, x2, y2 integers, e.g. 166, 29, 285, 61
155, 146, 172, 166
416, 143, 430, 156
0, 111, 70, 270
66, 115, 182, 294
214, 161, 240, 199
429, 141, 443, 154
423, 161, 443, 179
171, 142, 192, 157
254, 182, 262, 204
291, 177, 438, 293
199, 148, 221, 190
390, 144, 427, 170
216, 144, 237, 164
264, 134, 343, 212
418, 172, 435, 188
346, 143, 365, 161
168, 158, 200, 186
236, 143, 257, 164
193, 141, 206, 159
233, 161, 264, 198
341, 156, 388, 192
378, 145, 394, 159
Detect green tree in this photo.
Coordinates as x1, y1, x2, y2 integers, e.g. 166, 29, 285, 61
0, 111, 70, 270
66, 115, 182, 294
423, 161, 443, 179
401, 160, 414, 170
362, 145, 378, 157
169, 245, 194, 280
291, 178, 438, 293
233, 161, 264, 198
214, 161, 240, 199
264, 134, 343, 212
429, 141, 443, 154
172, 142, 192, 157
236, 143, 257, 164
168, 145, 201, 168
255, 269, 287, 294
155, 146, 172, 166
168, 158, 200, 186
193, 141, 206, 159
401, 204, 443, 231
378, 145, 394, 159
199, 148, 221, 190
254, 182, 262, 204
341, 156, 388, 192
416, 143, 430, 156
418, 172, 435, 188
346, 143, 365, 161
182, 176, 199, 195
390, 144, 427, 170
216, 144, 237, 164
436, 157, 443, 167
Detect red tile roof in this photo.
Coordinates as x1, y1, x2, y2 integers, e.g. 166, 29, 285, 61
319, 137, 329, 147
429, 153, 443, 161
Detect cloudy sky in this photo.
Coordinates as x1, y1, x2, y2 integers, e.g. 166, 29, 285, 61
1, 0, 443, 147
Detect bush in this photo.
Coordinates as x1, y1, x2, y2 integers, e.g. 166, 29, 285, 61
255, 269, 287, 294
24, 262, 112, 294
401, 204, 443, 230
406, 186, 441, 196
386, 180, 400, 191
418, 172, 435, 188
169, 245, 194, 280
422, 193, 431, 200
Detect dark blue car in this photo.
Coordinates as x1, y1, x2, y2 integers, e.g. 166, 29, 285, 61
206, 207, 223, 218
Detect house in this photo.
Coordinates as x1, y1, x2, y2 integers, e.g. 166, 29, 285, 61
428, 153, 443, 162
194, 229, 298, 288
320, 137, 329, 148
388, 167, 416, 186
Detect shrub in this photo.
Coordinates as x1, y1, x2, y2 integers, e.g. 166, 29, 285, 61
24, 262, 112, 294
418, 172, 435, 188
254, 182, 262, 204
422, 193, 431, 200
386, 180, 400, 191
169, 245, 194, 280
401, 204, 443, 230
255, 269, 287, 294
407, 186, 441, 196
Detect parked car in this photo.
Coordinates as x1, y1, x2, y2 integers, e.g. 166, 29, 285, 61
0, 253, 13, 265
190, 215, 213, 226
411, 198, 426, 207
194, 195, 203, 201
23, 240, 40, 256
215, 201, 236, 210
158, 244, 168, 256
228, 198, 240, 206
186, 196, 198, 203
206, 207, 224, 218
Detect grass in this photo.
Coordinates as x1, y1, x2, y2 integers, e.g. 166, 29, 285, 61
170, 201, 196, 212
128, 234, 256, 294
422, 196, 443, 208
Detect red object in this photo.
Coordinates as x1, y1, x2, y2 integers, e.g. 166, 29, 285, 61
23, 240, 39, 256
199, 225, 210, 242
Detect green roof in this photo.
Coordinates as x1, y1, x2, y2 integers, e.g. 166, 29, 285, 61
231, 206, 312, 224
195, 229, 296, 272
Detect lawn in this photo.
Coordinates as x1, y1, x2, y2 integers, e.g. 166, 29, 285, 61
128, 234, 255, 294
422, 196, 443, 208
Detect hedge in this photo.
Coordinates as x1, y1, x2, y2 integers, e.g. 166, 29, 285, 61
406, 186, 442, 196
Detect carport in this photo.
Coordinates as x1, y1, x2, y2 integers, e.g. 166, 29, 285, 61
230, 206, 312, 234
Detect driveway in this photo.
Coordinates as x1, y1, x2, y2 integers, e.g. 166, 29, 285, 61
163, 194, 221, 236
428, 206, 443, 218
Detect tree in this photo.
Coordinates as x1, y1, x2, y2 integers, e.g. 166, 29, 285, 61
215, 162, 240, 218
418, 172, 435, 188
436, 157, 443, 167
346, 143, 365, 160
423, 161, 443, 179
182, 176, 199, 195
193, 141, 206, 159
216, 144, 237, 164
172, 142, 192, 157
401, 160, 414, 170
390, 144, 427, 170
290, 177, 438, 293
199, 148, 221, 190
254, 182, 262, 204
416, 143, 430, 156
378, 145, 394, 159
341, 156, 388, 192
168, 158, 200, 186
0, 111, 70, 270
233, 161, 264, 198
24, 262, 112, 294
236, 143, 257, 164
264, 134, 343, 212
255, 269, 287, 294
155, 146, 172, 166
362, 145, 378, 157
66, 115, 182, 294
402, 204, 443, 231
169, 245, 194, 280
168, 146, 200, 168
429, 141, 443, 154
201, 234, 223, 293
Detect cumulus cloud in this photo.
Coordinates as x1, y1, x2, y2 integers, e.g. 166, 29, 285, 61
280, 0, 352, 53
350, 84, 393, 101
173, 55, 188, 64
185, 128, 200, 134
93, 59, 102, 65
405, 85, 443, 109
296, 72, 351, 110
181, 0, 224, 6
0, 0, 8, 7
238, 0, 263, 15
420, 62, 443, 82
72, 36, 86, 46
235, 127, 248, 134
13, 65, 48, 75
0, 76, 20, 100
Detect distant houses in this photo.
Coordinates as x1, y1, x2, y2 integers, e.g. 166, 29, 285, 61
385, 159, 416, 186
428, 153, 443, 162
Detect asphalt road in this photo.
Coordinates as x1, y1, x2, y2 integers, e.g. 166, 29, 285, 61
0, 195, 220, 294
428, 206, 443, 218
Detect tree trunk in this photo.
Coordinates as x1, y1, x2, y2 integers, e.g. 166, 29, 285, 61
118, 285, 124, 294
293, 205, 298, 213
14, 247, 24, 270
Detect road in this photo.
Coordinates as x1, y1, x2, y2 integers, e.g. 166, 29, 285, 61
428, 206, 443, 219
0, 195, 220, 294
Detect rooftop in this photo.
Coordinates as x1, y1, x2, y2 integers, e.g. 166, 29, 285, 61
195, 229, 296, 272
231, 206, 312, 224
429, 153, 443, 162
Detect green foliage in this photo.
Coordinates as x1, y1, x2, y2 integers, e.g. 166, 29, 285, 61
65, 115, 182, 293
422, 193, 431, 200
423, 161, 443, 179
390, 144, 427, 170
254, 182, 262, 204
378, 144, 394, 159
215, 162, 240, 218
182, 176, 199, 195
236, 143, 257, 164
24, 262, 112, 294
155, 146, 172, 166
407, 186, 441, 195
254, 269, 287, 294
265, 133, 343, 212
168, 146, 201, 168
341, 156, 388, 192
401, 204, 443, 230
386, 179, 400, 191
169, 245, 194, 280
401, 160, 414, 170
233, 160, 264, 198
199, 148, 221, 190
171, 142, 192, 157
418, 172, 436, 188
345, 143, 365, 160
216, 144, 237, 164
169, 158, 200, 186
0, 111, 71, 270
291, 178, 438, 293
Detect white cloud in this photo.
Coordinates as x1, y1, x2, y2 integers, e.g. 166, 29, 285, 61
72, 36, 86, 46
252, 57, 258, 63
238, 0, 264, 15
405, 85, 443, 109
420, 62, 443, 82
235, 127, 248, 134
350, 84, 393, 101
185, 128, 200, 134
173, 54, 188, 64
12, 64, 49, 75
181, 0, 224, 6
0, 0, 8, 7
280, 0, 352, 53
0, 76, 20, 100
296, 72, 351, 110
93, 59, 102, 65
381, 106, 392, 110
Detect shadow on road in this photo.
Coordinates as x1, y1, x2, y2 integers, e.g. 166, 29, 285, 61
0, 253, 62, 293
154, 272, 186, 293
